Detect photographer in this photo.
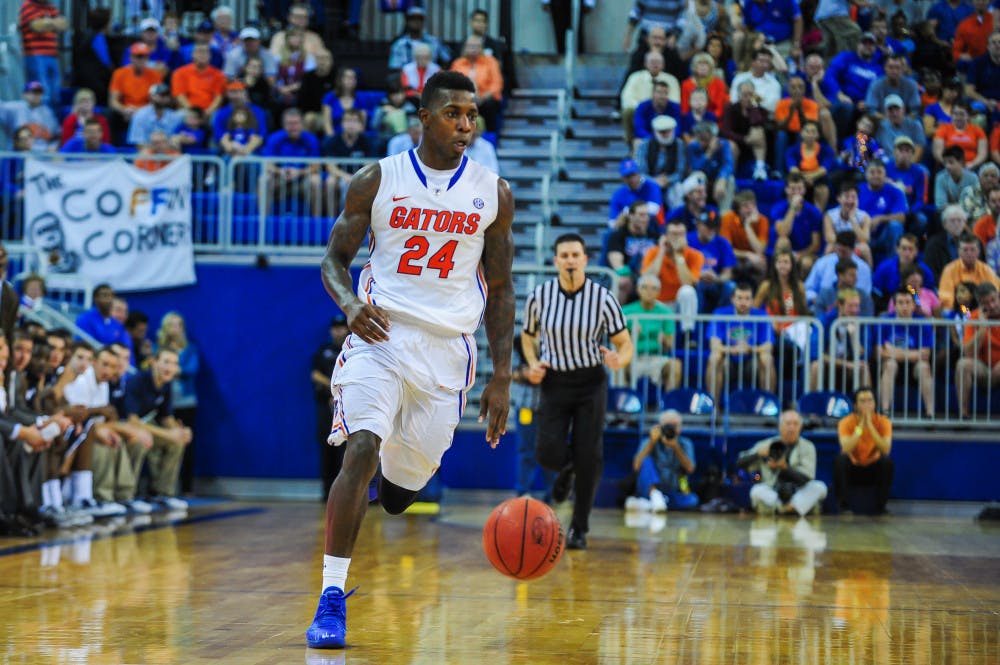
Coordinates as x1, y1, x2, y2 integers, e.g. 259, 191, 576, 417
626, 410, 698, 512
737, 409, 827, 516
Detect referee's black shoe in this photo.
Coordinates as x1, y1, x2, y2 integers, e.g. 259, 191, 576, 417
551, 464, 575, 503
566, 527, 587, 550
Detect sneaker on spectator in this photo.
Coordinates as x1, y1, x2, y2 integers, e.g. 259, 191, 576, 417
155, 496, 189, 511
126, 499, 155, 514
74, 498, 128, 518
625, 496, 652, 511
39, 505, 93, 529
649, 488, 668, 513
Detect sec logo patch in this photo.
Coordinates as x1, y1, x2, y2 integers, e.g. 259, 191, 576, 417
473, 197, 485, 209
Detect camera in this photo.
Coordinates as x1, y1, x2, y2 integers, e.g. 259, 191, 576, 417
661, 424, 677, 440
767, 441, 787, 461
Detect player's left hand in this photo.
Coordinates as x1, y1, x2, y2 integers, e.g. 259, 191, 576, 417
478, 376, 511, 449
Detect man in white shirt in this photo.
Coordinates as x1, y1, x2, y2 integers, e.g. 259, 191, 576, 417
730, 49, 783, 113
63, 346, 153, 513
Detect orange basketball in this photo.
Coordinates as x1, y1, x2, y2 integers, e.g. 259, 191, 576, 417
482, 497, 564, 580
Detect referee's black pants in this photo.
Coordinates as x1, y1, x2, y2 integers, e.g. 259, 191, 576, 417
535, 366, 607, 534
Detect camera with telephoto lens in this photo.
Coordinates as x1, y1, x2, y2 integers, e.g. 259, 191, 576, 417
661, 425, 677, 440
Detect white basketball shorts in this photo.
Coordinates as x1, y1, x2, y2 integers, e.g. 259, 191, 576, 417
327, 319, 477, 491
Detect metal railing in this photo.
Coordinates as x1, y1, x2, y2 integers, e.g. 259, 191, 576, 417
828, 316, 999, 427
613, 313, 823, 419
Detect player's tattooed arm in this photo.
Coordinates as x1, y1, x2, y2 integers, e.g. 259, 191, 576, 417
322, 162, 391, 343
478, 177, 516, 447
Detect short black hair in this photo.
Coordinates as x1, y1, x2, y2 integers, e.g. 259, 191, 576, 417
93, 283, 113, 298
943, 145, 966, 162
733, 281, 754, 295
553, 232, 586, 253
470, 8, 488, 19
835, 258, 856, 275
894, 285, 915, 301
125, 311, 149, 330
852, 386, 874, 402
420, 71, 476, 109
975, 281, 998, 300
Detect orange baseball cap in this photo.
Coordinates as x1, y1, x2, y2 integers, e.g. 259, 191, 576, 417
130, 42, 152, 56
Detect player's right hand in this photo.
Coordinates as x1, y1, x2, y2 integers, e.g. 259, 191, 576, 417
346, 301, 391, 343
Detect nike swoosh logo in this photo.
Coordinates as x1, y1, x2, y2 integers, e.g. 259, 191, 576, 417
392, 195, 409, 202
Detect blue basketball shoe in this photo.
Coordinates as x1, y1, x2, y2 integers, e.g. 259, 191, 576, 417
306, 586, 356, 648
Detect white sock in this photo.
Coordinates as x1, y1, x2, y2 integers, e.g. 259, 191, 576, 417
41, 479, 54, 509
71, 470, 94, 505
42, 479, 63, 509
61, 477, 73, 504
322, 554, 351, 593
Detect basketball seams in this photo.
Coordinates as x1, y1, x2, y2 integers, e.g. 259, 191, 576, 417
483, 497, 563, 580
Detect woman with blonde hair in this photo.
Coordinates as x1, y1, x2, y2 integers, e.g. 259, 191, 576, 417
155, 311, 199, 495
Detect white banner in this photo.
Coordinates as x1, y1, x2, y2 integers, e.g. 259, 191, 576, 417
24, 156, 196, 291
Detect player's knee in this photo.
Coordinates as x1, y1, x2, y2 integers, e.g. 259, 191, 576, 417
343, 432, 380, 476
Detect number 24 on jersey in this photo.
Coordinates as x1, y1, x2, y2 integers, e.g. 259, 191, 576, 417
397, 235, 458, 278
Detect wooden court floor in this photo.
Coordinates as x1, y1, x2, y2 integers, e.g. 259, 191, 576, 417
1, 495, 999, 665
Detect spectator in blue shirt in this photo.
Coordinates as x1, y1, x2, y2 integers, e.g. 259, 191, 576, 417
633, 80, 681, 152
388, 7, 452, 70
964, 32, 1000, 114
687, 213, 737, 312
75, 284, 133, 354
771, 173, 823, 272
665, 172, 721, 232
179, 21, 224, 69
59, 119, 116, 154
858, 160, 907, 264
885, 136, 931, 237
126, 84, 186, 147
262, 108, 330, 216
609, 158, 665, 229
678, 88, 718, 144
705, 283, 776, 401
823, 33, 883, 138
876, 287, 936, 417
686, 121, 735, 212
926, 0, 975, 42
864, 54, 921, 116
805, 230, 874, 304
739, 0, 803, 58
211, 82, 270, 146
872, 233, 936, 309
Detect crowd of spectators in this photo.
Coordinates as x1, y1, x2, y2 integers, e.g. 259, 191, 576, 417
4, 1, 509, 216
1, 274, 199, 536
604, 0, 1000, 417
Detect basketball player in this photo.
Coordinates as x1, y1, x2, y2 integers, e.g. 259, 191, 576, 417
306, 71, 515, 649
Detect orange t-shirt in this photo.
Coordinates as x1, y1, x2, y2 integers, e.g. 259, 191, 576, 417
952, 12, 993, 61
963, 310, 1000, 367
450, 55, 504, 101
641, 245, 704, 302
973, 214, 997, 247
719, 210, 769, 253
991, 124, 1000, 156
838, 413, 891, 467
935, 123, 987, 164
773, 97, 819, 134
680, 76, 728, 117
170, 63, 227, 111
135, 148, 181, 172
109, 65, 163, 108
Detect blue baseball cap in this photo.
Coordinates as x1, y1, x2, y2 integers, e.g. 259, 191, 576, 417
24, 81, 44, 93
619, 159, 640, 177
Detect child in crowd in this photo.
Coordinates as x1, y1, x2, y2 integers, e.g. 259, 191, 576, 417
172, 108, 208, 152
219, 107, 263, 156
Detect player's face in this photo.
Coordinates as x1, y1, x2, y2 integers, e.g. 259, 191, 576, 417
94, 351, 119, 383
553, 240, 588, 278
421, 89, 477, 159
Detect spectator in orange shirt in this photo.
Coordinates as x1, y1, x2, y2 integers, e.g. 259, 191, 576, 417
135, 129, 180, 172
171, 44, 227, 120
975, 185, 1000, 248
835, 387, 893, 514
680, 52, 727, 118
449, 35, 503, 132
932, 100, 988, 169
640, 220, 702, 333
774, 76, 820, 170
953, 0, 994, 66
990, 123, 1000, 165
109, 42, 163, 140
957, 282, 1000, 418
939, 231, 1000, 310
719, 189, 769, 280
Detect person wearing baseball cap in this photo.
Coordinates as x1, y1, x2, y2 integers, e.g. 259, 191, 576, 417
609, 158, 664, 229
222, 25, 279, 80
0, 81, 60, 152
179, 20, 224, 69
388, 4, 452, 69
823, 27, 882, 139
124, 17, 170, 73
875, 92, 927, 163
124, 82, 185, 147
664, 170, 721, 234
109, 40, 165, 140
635, 115, 686, 211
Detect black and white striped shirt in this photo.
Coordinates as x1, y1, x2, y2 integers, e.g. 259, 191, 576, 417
523, 278, 628, 372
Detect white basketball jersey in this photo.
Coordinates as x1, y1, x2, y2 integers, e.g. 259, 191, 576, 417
362, 149, 499, 336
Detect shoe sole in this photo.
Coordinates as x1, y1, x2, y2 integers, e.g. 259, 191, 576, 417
306, 636, 346, 649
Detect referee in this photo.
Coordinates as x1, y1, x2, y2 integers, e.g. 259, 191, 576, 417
522, 233, 634, 550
